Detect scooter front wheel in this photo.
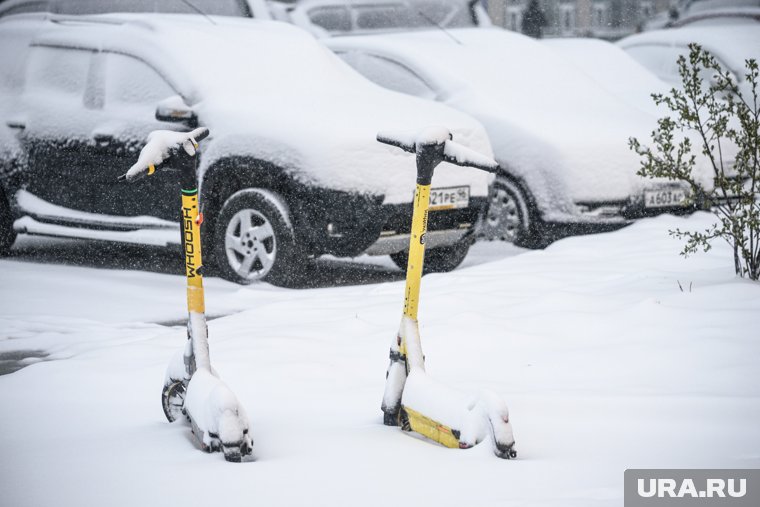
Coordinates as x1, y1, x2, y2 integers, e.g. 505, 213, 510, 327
161, 379, 187, 423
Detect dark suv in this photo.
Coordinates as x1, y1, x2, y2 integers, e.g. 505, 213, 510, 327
0, 13, 493, 283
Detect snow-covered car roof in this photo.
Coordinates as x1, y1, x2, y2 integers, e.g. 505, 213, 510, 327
3, 13, 492, 202
618, 24, 760, 76
327, 28, 686, 207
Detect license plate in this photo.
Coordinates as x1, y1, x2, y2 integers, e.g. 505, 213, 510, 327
429, 186, 470, 211
644, 188, 688, 208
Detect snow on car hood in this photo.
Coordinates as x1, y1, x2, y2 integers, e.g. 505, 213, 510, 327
31, 15, 492, 204
541, 38, 672, 117
328, 28, 715, 206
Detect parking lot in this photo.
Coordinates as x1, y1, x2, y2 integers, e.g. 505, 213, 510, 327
1, 0, 759, 505
1, 212, 759, 506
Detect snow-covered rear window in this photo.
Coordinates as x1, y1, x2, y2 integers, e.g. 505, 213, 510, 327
309, 6, 351, 32
308, 0, 475, 33
338, 52, 436, 100
104, 53, 175, 106
25, 46, 90, 99
355, 5, 409, 30
410, 0, 475, 28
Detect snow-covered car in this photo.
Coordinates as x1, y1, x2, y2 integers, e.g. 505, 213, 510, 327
0, 0, 274, 19
267, 0, 492, 38
618, 24, 760, 99
672, 7, 760, 27
0, 13, 494, 283
670, 0, 760, 28
327, 28, 708, 246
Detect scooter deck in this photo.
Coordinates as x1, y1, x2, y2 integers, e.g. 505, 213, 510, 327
401, 405, 467, 449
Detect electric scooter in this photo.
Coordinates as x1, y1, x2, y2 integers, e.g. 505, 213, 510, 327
378, 126, 517, 459
120, 127, 253, 462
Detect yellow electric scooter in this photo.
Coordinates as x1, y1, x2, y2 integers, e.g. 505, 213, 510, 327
119, 127, 253, 462
378, 126, 517, 459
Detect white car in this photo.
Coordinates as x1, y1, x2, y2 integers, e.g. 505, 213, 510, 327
671, 1, 760, 28
327, 28, 710, 246
0, 13, 494, 282
618, 24, 760, 99
0, 0, 275, 19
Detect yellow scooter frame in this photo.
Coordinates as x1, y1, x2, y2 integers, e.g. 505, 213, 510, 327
120, 128, 253, 462
378, 127, 517, 458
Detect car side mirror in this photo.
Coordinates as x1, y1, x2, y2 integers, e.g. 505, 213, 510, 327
155, 95, 198, 127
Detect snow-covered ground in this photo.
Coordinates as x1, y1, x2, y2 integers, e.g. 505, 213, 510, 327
1, 212, 759, 507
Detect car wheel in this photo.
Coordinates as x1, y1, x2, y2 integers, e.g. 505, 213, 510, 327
390, 238, 471, 274
212, 188, 301, 285
481, 175, 541, 248
0, 187, 16, 256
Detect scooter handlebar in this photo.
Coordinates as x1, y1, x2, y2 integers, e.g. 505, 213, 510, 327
377, 127, 499, 174
441, 140, 499, 173
118, 127, 209, 182
376, 132, 416, 155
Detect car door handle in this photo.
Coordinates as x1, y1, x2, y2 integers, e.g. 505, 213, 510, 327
6, 120, 25, 130
93, 133, 113, 146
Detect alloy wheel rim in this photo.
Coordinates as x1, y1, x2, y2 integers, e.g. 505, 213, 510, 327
225, 209, 276, 281
486, 185, 522, 242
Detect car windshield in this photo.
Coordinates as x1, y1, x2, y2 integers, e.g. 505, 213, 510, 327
308, 0, 476, 34
152, 21, 372, 105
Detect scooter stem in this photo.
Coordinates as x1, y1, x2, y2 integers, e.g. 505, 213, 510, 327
402, 183, 430, 321
403, 138, 448, 321
179, 157, 210, 373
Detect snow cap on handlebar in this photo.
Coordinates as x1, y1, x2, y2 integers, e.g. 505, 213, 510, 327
377, 126, 499, 186
119, 127, 209, 182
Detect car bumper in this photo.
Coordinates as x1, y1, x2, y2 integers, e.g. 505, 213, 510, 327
538, 191, 705, 242
361, 198, 486, 255
364, 228, 470, 256
294, 186, 487, 257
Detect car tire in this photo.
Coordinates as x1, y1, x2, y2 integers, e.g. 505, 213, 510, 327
212, 188, 302, 285
0, 187, 16, 256
390, 238, 471, 274
480, 175, 543, 248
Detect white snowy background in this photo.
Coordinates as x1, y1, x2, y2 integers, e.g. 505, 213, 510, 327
1, 211, 758, 507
